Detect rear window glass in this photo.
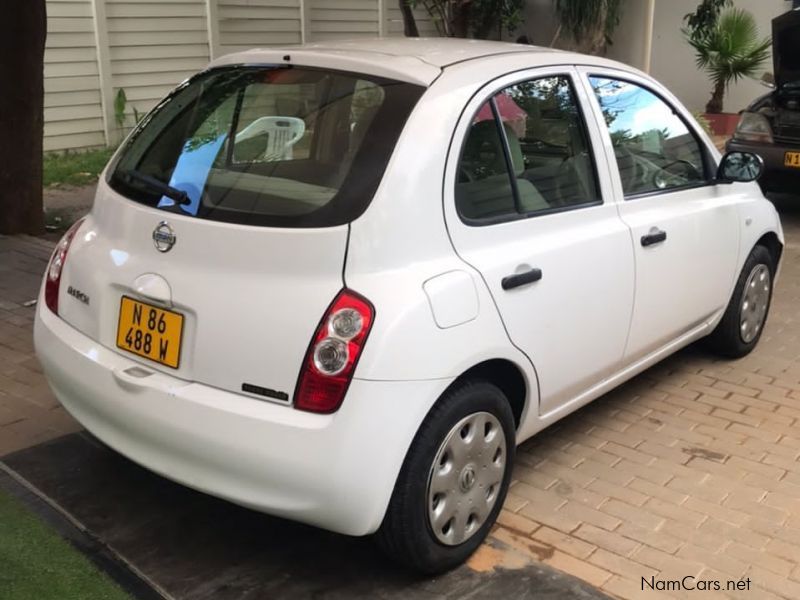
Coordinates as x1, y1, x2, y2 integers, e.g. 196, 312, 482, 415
107, 66, 424, 227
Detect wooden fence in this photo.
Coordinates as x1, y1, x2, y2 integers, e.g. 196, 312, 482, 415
44, 0, 438, 152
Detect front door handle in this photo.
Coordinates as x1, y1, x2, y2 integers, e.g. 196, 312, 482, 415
502, 268, 542, 291
641, 228, 667, 247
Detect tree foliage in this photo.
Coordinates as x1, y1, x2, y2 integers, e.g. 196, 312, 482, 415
408, 0, 524, 39
550, 0, 624, 55
683, 0, 733, 43
685, 8, 771, 113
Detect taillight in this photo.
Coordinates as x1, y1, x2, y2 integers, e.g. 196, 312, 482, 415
44, 218, 85, 314
294, 289, 375, 413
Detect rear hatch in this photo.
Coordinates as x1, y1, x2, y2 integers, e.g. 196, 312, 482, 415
58, 65, 423, 403
773, 9, 800, 91
771, 9, 800, 142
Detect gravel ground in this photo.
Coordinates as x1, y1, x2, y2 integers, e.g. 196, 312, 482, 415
43, 185, 96, 235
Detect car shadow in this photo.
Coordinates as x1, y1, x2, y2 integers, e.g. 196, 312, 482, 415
2, 432, 610, 600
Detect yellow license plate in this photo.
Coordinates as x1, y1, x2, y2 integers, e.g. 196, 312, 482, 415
785, 152, 800, 168
116, 296, 184, 369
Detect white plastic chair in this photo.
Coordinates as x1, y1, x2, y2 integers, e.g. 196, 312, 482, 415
235, 116, 306, 161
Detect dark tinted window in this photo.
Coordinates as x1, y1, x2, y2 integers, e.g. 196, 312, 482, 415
456, 76, 600, 223
108, 67, 424, 227
589, 77, 707, 196
455, 99, 518, 221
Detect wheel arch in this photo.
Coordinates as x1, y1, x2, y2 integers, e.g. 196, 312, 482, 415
755, 231, 783, 269
443, 358, 529, 431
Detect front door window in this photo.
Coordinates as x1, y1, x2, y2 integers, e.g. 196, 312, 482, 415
589, 77, 708, 196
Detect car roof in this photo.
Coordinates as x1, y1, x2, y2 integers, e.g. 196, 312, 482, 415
208, 37, 618, 87
292, 38, 556, 67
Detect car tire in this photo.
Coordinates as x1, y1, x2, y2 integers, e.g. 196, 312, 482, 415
375, 379, 515, 574
706, 245, 774, 358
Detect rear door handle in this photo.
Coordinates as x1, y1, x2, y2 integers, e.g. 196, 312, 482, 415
641, 228, 667, 247
502, 268, 542, 291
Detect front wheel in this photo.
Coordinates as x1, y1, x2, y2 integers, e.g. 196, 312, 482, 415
375, 380, 515, 574
706, 245, 774, 358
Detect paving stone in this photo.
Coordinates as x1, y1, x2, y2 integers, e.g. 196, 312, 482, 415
573, 523, 641, 557
531, 525, 596, 560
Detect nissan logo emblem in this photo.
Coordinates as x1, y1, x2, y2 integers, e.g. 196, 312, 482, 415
152, 221, 176, 253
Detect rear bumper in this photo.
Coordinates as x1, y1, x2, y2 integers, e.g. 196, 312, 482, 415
726, 138, 800, 191
34, 303, 447, 536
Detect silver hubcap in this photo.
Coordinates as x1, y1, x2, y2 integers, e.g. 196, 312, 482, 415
427, 412, 507, 546
740, 264, 771, 344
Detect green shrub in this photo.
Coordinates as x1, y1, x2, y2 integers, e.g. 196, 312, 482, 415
43, 147, 115, 188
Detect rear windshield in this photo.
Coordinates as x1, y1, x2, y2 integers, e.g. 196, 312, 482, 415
107, 66, 424, 227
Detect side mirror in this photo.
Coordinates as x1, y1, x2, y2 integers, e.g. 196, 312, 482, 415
717, 151, 764, 183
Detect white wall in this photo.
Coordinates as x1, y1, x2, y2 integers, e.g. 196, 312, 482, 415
648, 0, 790, 113
606, 0, 652, 72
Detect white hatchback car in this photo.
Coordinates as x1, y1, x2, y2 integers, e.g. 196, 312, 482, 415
35, 39, 782, 573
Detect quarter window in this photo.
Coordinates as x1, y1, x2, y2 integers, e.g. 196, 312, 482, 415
589, 76, 707, 196
456, 75, 600, 223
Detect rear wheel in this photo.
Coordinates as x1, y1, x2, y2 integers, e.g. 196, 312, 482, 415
375, 380, 515, 574
706, 245, 774, 358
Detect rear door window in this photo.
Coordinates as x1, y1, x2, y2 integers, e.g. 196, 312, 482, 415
456, 75, 601, 223
108, 67, 424, 227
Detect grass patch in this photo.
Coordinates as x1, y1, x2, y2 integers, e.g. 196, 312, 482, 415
0, 488, 132, 600
43, 148, 115, 188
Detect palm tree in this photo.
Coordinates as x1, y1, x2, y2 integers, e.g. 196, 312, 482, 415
686, 8, 771, 114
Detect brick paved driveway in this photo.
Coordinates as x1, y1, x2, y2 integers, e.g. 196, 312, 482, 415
1, 197, 799, 599
501, 198, 800, 599
0, 235, 80, 454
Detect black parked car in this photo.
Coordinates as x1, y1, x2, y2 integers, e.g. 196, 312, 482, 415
727, 9, 800, 193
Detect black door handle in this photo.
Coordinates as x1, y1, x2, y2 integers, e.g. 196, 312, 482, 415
502, 268, 542, 290
641, 229, 667, 247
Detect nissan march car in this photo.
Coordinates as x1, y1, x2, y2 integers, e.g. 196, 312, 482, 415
34, 39, 782, 573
